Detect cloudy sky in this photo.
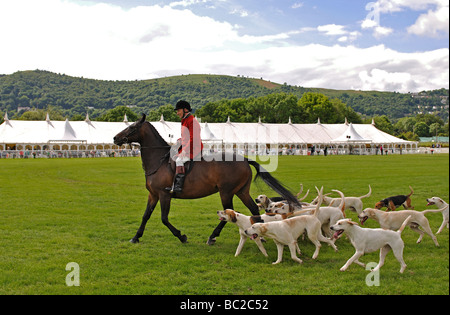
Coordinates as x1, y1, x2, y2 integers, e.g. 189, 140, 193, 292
0, 0, 448, 92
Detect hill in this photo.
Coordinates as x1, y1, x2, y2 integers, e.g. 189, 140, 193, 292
0, 70, 448, 121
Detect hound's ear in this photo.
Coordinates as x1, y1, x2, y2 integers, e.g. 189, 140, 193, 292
230, 211, 237, 223
139, 113, 146, 124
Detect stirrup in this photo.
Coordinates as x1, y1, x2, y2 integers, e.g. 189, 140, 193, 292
166, 173, 185, 194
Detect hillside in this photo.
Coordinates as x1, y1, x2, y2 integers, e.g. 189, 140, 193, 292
0, 70, 448, 121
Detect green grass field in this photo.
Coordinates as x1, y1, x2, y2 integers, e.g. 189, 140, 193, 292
0, 154, 448, 295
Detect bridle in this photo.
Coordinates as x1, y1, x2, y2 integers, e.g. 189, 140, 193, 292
120, 123, 172, 177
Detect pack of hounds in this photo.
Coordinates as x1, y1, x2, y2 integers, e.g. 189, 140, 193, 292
217, 185, 449, 273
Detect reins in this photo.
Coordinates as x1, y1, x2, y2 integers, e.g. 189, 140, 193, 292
142, 151, 171, 177
140, 146, 171, 150
122, 121, 172, 177
137, 146, 171, 177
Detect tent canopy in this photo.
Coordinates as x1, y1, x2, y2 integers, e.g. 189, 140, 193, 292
331, 123, 371, 143
0, 113, 416, 149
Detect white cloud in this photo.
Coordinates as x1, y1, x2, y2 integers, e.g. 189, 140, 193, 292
169, 0, 211, 8
361, 19, 378, 29
407, 4, 449, 37
292, 2, 304, 9
373, 26, 394, 38
230, 8, 249, 17
359, 69, 413, 91
317, 24, 360, 42
375, 0, 445, 13
366, 0, 449, 38
0, 0, 447, 93
360, 5, 394, 38
317, 24, 348, 36
238, 45, 449, 93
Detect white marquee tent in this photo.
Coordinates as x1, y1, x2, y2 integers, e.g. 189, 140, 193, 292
0, 112, 418, 156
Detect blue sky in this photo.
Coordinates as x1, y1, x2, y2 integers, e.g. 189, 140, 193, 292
0, 0, 448, 92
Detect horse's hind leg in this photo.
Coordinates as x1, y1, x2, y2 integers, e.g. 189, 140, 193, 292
237, 191, 260, 216
207, 191, 234, 245
160, 194, 187, 243
130, 194, 158, 243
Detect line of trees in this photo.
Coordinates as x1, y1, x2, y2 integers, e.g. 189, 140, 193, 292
2, 70, 448, 123
195, 92, 362, 124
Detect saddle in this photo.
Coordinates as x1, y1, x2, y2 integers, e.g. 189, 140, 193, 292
168, 158, 196, 176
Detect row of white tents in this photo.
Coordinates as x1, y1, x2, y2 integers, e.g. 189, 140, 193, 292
0, 112, 418, 156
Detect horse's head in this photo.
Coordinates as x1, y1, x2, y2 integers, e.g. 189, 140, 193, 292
114, 114, 146, 146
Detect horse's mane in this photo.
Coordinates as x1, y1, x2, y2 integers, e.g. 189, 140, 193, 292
145, 122, 169, 147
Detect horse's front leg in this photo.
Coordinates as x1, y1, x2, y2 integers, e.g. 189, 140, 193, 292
207, 192, 234, 245
160, 194, 188, 243
130, 194, 158, 243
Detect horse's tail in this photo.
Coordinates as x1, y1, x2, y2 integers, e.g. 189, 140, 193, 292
248, 160, 300, 207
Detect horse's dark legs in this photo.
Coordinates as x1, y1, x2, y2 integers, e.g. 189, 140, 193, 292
160, 194, 187, 243
130, 196, 158, 243
237, 191, 260, 216
207, 192, 234, 245
207, 221, 227, 245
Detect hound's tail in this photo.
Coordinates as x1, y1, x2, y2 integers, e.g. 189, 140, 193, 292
359, 185, 372, 199
248, 160, 300, 207
397, 215, 412, 234
313, 186, 324, 217
422, 206, 448, 215
332, 189, 346, 218
407, 186, 414, 197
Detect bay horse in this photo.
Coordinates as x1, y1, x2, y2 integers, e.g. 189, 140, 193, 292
113, 114, 300, 245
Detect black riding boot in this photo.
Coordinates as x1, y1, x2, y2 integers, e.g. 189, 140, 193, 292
170, 173, 185, 193
165, 166, 186, 193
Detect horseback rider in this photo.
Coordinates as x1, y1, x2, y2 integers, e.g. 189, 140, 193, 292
166, 100, 204, 194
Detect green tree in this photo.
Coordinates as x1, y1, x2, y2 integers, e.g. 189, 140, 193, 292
98, 106, 138, 122
371, 116, 394, 134
330, 98, 363, 123
19, 106, 65, 120
147, 104, 180, 122
394, 116, 416, 134
429, 122, 441, 137
413, 122, 429, 137
298, 92, 334, 123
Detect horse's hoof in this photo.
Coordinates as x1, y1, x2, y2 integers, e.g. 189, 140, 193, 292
207, 237, 216, 245
179, 235, 188, 243
130, 238, 139, 244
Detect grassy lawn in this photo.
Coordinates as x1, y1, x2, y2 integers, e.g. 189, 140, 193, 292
0, 154, 448, 295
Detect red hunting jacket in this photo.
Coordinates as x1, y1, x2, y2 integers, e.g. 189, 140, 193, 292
179, 113, 203, 160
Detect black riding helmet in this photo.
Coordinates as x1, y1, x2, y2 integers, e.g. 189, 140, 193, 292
174, 100, 192, 112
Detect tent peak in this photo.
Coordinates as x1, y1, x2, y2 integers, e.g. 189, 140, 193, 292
3, 112, 12, 126
62, 118, 77, 140
331, 123, 371, 143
